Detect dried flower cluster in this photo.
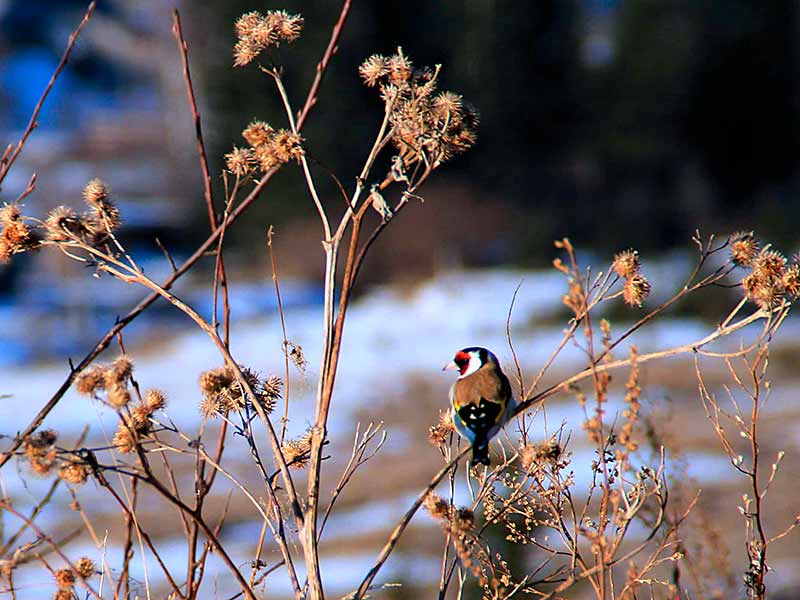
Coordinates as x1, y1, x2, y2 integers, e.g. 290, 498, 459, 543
0, 178, 120, 266
519, 437, 564, 472
74, 355, 134, 408
428, 409, 455, 448
233, 10, 303, 67
612, 249, 652, 307
21, 429, 94, 485
729, 231, 760, 267
739, 242, 800, 309
44, 179, 120, 246
424, 492, 485, 582
52, 557, 94, 598
199, 365, 280, 418
225, 121, 303, 176
57, 459, 89, 485
281, 429, 313, 469
22, 429, 58, 476
0, 203, 38, 263
618, 346, 641, 454
359, 49, 478, 169
112, 388, 167, 454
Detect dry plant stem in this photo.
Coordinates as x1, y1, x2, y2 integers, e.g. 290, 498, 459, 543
295, 0, 351, 131
118, 476, 137, 598
142, 472, 257, 600
302, 97, 396, 599
97, 473, 185, 599
317, 423, 386, 539
0, 0, 353, 470
267, 227, 292, 444
172, 10, 215, 228
354, 446, 470, 599
0, 2, 95, 186
518, 300, 765, 413
0, 503, 103, 599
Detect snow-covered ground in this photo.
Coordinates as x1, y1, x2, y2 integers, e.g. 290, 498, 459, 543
1, 266, 796, 597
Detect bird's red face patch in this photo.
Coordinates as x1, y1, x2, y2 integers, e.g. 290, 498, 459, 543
454, 351, 471, 375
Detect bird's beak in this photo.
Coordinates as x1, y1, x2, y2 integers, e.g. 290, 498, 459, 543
443, 361, 458, 371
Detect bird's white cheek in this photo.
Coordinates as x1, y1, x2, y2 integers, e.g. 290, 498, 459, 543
458, 357, 481, 378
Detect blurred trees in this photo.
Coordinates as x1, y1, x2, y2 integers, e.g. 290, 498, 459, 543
6, 1, 799, 267
188, 0, 800, 264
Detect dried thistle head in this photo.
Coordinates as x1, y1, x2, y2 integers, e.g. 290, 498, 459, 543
105, 382, 130, 409
199, 365, 273, 414
103, 357, 133, 409
233, 9, 303, 67
729, 231, 759, 267
242, 121, 274, 147
782, 264, 800, 300
742, 271, 784, 309
54, 568, 76, 589
270, 130, 304, 163
251, 130, 303, 173
267, 10, 303, 43
53, 589, 73, 600
112, 424, 136, 454
258, 375, 283, 413
57, 460, 89, 485
24, 429, 58, 473
199, 394, 224, 419
234, 11, 261, 39
359, 54, 389, 87
82, 178, 108, 206
75, 365, 107, 396
199, 366, 235, 395
431, 91, 463, 120
75, 557, 95, 579
0, 236, 11, 264
130, 403, 153, 429
423, 492, 451, 521
0, 203, 21, 228
281, 430, 312, 469
0, 203, 37, 257
44, 206, 90, 242
519, 438, 563, 471
240, 122, 303, 174
612, 249, 640, 278
145, 389, 166, 411
452, 507, 475, 535
753, 249, 787, 281
225, 146, 253, 177
233, 38, 260, 68
741, 248, 790, 309
428, 410, 455, 447
622, 274, 651, 307
25, 429, 57, 450
387, 52, 412, 86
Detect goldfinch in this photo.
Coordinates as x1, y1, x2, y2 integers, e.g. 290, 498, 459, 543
444, 347, 516, 466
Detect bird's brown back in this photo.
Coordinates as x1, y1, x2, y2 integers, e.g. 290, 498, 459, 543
452, 363, 509, 409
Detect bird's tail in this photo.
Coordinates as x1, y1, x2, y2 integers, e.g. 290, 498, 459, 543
471, 440, 491, 466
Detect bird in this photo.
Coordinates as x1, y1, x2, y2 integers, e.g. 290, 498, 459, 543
443, 347, 516, 466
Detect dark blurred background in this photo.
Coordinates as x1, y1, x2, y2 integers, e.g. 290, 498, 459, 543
4, 1, 800, 262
